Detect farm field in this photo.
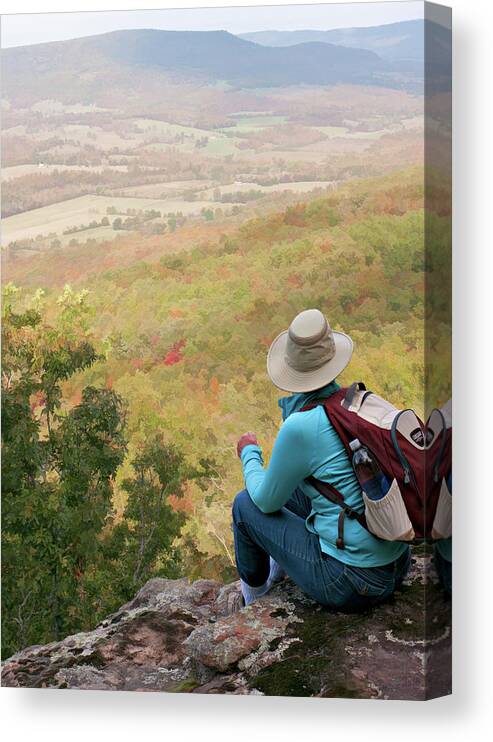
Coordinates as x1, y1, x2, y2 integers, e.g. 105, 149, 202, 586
220, 113, 288, 132
2, 79, 424, 226
1, 194, 215, 244
115, 180, 215, 197
196, 180, 336, 199
132, 118, 213, 137
145, 135, 243, 156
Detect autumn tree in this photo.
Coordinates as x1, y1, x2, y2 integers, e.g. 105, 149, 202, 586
1, 286, 127, 657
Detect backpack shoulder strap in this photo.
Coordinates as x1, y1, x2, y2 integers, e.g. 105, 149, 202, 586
342, 381, 366, 409
301, 385, 372, 548
305, 474, 369, 549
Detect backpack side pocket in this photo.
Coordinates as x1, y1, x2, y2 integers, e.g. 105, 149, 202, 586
363, 479, 415, 542
431, 477, 452, 540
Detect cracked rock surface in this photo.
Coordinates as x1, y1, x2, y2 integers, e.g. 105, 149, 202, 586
1, 552, 451, 699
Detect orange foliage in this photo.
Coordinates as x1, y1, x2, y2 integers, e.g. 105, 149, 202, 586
215, 265, 231, 280
284, 204, 306, 227
286, 272, 303, 288
168, 492, 194, 514
209, 376, 219, 396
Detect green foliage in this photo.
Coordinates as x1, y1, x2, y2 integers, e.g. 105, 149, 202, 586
97, 439, 213, 605
1, 296, 204, 657
1, 300, 127, 656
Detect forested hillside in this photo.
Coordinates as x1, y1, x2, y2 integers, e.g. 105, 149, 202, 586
2, 28, 415, 102
2, 166, 452, 657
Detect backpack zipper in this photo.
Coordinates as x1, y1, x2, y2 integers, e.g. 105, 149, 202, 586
428, 408, 447, 483
391, 410, 421, 493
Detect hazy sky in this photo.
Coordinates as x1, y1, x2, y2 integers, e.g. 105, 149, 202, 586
1, 2, 429, 48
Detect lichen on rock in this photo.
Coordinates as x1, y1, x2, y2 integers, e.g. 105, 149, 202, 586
1, 552, 451, 699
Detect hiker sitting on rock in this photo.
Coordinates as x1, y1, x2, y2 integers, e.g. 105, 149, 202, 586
233, 309, 411, 610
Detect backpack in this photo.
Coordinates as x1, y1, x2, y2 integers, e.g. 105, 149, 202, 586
301, 383, 450, 548
426, 401, 452, 541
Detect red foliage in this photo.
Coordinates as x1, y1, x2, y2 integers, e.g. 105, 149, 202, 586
163, 339, 186, 366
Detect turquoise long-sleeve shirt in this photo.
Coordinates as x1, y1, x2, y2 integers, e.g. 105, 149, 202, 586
240, 382, 408, 568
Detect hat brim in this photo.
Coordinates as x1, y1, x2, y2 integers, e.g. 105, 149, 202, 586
267, 329, 353, 393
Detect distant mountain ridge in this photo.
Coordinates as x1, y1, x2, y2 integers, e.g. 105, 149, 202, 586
95, 29, 385, 85
240, 19, 450, 63
1, 27, 423, 105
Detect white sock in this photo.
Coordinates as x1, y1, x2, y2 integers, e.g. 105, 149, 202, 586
240, 558, 286, 606
240, 578, 271, 606
268, 557, 286, 584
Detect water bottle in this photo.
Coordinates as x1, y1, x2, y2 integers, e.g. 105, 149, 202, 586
349, 438, 390, 501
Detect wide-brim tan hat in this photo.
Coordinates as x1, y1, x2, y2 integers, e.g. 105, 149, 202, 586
267, 309, 353, 393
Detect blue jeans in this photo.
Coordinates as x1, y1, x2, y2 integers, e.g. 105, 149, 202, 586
434, 548, 452, 595
232, 488, 411, 611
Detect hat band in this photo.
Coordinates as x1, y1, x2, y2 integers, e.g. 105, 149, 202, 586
285, 331, 336, 372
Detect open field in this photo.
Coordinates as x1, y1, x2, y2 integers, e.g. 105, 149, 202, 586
145, 135, 243, 157
31, 100, 112, 115
314, 126, 388, 141
233, 144, 369, 162
196, 180, 336, 199
221, 114, 288, 132
2, 178, 342, 247
1, 194, 215, 244
57, 224, 116, 246
115, 180, 215, 197
132, 118, 213, 138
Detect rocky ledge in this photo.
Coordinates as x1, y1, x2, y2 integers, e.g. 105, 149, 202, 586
1, 552, 451, 699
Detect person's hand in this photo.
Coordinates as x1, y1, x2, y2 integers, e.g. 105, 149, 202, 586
237, 432, 258, 458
